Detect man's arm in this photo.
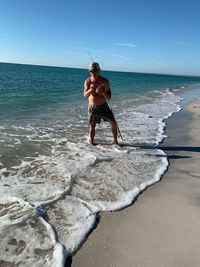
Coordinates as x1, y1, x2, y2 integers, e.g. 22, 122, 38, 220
84, 79, 93, 98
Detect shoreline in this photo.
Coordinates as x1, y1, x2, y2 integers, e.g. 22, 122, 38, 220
72, 94, 200, 267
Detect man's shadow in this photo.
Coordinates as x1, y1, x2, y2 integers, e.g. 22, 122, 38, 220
121, 143, 200, 159
65, 256, 72, 267
157, 145, 200, 153
121, 143, 200, 153
160, 145, 200, 159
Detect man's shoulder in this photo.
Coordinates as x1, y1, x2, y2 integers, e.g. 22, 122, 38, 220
99, 76, 109, 82
85, 77, 91, 84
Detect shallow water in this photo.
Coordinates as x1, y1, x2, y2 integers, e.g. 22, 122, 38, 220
1, 62, 200, 266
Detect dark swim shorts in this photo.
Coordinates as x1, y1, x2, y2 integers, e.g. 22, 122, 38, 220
88, 102, 116, 125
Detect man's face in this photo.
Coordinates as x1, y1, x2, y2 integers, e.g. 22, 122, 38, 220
90, 69, 100, 77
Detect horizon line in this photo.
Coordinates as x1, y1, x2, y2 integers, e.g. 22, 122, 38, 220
0, 61, 199, 78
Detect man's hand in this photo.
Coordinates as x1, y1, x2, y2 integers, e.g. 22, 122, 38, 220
95, 84, 105, 94
88, 84, 96, 96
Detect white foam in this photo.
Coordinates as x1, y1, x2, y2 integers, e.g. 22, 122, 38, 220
0, 89, 182, 265
39, 216, 67, 267
0, 197, 54, 266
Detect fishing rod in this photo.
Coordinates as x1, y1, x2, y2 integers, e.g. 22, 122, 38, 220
86, 51, 95, 62
86, 51, 123, 141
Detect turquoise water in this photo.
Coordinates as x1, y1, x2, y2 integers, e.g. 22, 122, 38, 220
1, 62, 199, 119
1, 62, 200, 266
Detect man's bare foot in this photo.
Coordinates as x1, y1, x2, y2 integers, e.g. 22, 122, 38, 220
89, 140, 96, 145
112, 140, 119, 145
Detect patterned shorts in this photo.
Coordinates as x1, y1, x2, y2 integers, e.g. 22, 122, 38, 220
88, 102, 116, 125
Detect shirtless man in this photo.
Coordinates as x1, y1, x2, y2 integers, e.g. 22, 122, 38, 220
84, 62, 118, 145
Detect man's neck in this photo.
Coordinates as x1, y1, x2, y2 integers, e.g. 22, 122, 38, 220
91, 75, 101, 81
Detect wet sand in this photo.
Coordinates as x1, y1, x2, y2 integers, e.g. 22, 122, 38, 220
72, 96, 200, 267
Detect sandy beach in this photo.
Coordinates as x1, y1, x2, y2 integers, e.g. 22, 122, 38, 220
72, 96, 200, 267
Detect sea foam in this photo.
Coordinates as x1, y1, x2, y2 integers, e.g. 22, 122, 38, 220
0, 89, 182, 266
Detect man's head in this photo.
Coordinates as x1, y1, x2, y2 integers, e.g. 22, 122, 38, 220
89, 62, 100, 75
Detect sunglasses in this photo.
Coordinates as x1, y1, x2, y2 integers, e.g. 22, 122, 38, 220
90, 69, 98, 73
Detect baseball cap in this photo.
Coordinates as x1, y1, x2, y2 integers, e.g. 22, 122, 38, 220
89, 62, 100, 71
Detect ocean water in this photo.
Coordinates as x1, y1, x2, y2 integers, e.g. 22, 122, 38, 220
0, 62, 200, 266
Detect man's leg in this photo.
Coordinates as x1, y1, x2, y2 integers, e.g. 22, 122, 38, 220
110, 121, 118, 144
89, 124, 96, 145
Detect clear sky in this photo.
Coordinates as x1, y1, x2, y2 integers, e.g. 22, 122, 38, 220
0, 0, 199, 75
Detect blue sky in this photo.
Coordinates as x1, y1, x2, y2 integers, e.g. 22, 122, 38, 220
0, 0, 199, 75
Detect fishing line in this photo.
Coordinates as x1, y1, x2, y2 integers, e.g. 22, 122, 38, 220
102, 93, 123, 141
